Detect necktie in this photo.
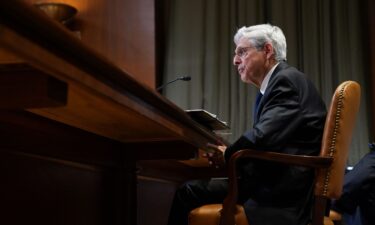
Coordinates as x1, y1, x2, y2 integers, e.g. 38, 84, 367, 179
253, 92, 263, 121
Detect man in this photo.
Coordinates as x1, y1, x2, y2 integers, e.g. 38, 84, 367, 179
167, 24, 327, 225
331, 148, 375, 225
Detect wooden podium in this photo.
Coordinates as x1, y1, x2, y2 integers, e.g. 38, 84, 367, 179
0, 1, 222, 225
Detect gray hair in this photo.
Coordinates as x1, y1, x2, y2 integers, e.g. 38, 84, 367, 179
234, 24, 287, 61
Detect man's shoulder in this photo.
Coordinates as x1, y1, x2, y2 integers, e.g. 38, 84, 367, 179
274, 62, 304, 78
271, 62, 312, 87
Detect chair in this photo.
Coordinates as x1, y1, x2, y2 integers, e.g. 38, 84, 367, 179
328, 210, 343, 225
189, 81, 361, 225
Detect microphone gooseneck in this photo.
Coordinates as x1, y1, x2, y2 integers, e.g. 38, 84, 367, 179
180, 76, 191, 81
157, 76, 191, 91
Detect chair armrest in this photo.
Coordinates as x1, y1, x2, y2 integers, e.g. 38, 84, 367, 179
230, 149, 333, 168
219, 149, 333, 225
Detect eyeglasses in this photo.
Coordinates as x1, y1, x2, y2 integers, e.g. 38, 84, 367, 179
234, 46, 255, 58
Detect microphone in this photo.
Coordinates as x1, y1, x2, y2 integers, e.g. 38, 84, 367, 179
157, 76, 191, 91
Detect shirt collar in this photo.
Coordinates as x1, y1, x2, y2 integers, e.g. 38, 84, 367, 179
260, 63, 279, 94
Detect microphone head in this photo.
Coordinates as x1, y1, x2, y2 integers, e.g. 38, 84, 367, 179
180, 76, 191, 81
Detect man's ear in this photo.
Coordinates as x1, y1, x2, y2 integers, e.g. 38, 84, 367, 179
264, 42, 274, 59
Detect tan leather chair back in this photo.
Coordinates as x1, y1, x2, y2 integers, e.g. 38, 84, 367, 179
315, 81, 361, 199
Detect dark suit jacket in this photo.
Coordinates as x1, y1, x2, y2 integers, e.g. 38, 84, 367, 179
331, 151, 375, 225
225, 62, 327, 225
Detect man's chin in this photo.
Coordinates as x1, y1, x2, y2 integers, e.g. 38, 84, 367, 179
240, 74, 248, 83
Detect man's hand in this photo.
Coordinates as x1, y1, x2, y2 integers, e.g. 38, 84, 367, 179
203, 143, 227, 168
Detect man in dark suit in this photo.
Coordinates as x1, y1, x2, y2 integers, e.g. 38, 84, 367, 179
167, 24, 327, 225
331, 149, 375, 225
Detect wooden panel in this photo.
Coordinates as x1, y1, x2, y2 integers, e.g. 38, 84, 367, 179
19, 0, 156, 88
32, 82, 178, 142
0, 2, 222, 225
0, 150, 134, 225
0, 3, 219, 148
0, 66, 67, 108
1, 151, 102, 225
0, 109, 213, 225
0, 110, 123, 166
137, 177, 177, 225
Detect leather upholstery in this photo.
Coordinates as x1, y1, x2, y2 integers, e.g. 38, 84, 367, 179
323, 217, 334, 225
189, 205, 335, 225
189, 204, 248, 225
315, 81, 361, 198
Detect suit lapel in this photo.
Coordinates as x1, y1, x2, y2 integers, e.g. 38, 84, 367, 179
254, 62, 289, 123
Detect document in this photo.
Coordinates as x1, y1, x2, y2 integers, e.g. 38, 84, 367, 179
185, 109, 230, 131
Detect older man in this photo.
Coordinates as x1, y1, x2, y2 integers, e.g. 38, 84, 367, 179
168, 24, 327, 225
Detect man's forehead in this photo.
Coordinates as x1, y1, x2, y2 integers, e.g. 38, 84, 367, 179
235, 37, 252, 48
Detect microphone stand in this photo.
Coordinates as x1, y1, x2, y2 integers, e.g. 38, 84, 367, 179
157, 76, 191, 91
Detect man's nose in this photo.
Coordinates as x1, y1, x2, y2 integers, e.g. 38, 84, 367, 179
233, 55, 241, 65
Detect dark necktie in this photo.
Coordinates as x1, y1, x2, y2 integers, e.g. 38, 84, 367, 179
253, 92, 263, 121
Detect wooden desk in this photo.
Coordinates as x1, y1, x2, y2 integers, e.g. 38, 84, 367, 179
0, 1, 222, 225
